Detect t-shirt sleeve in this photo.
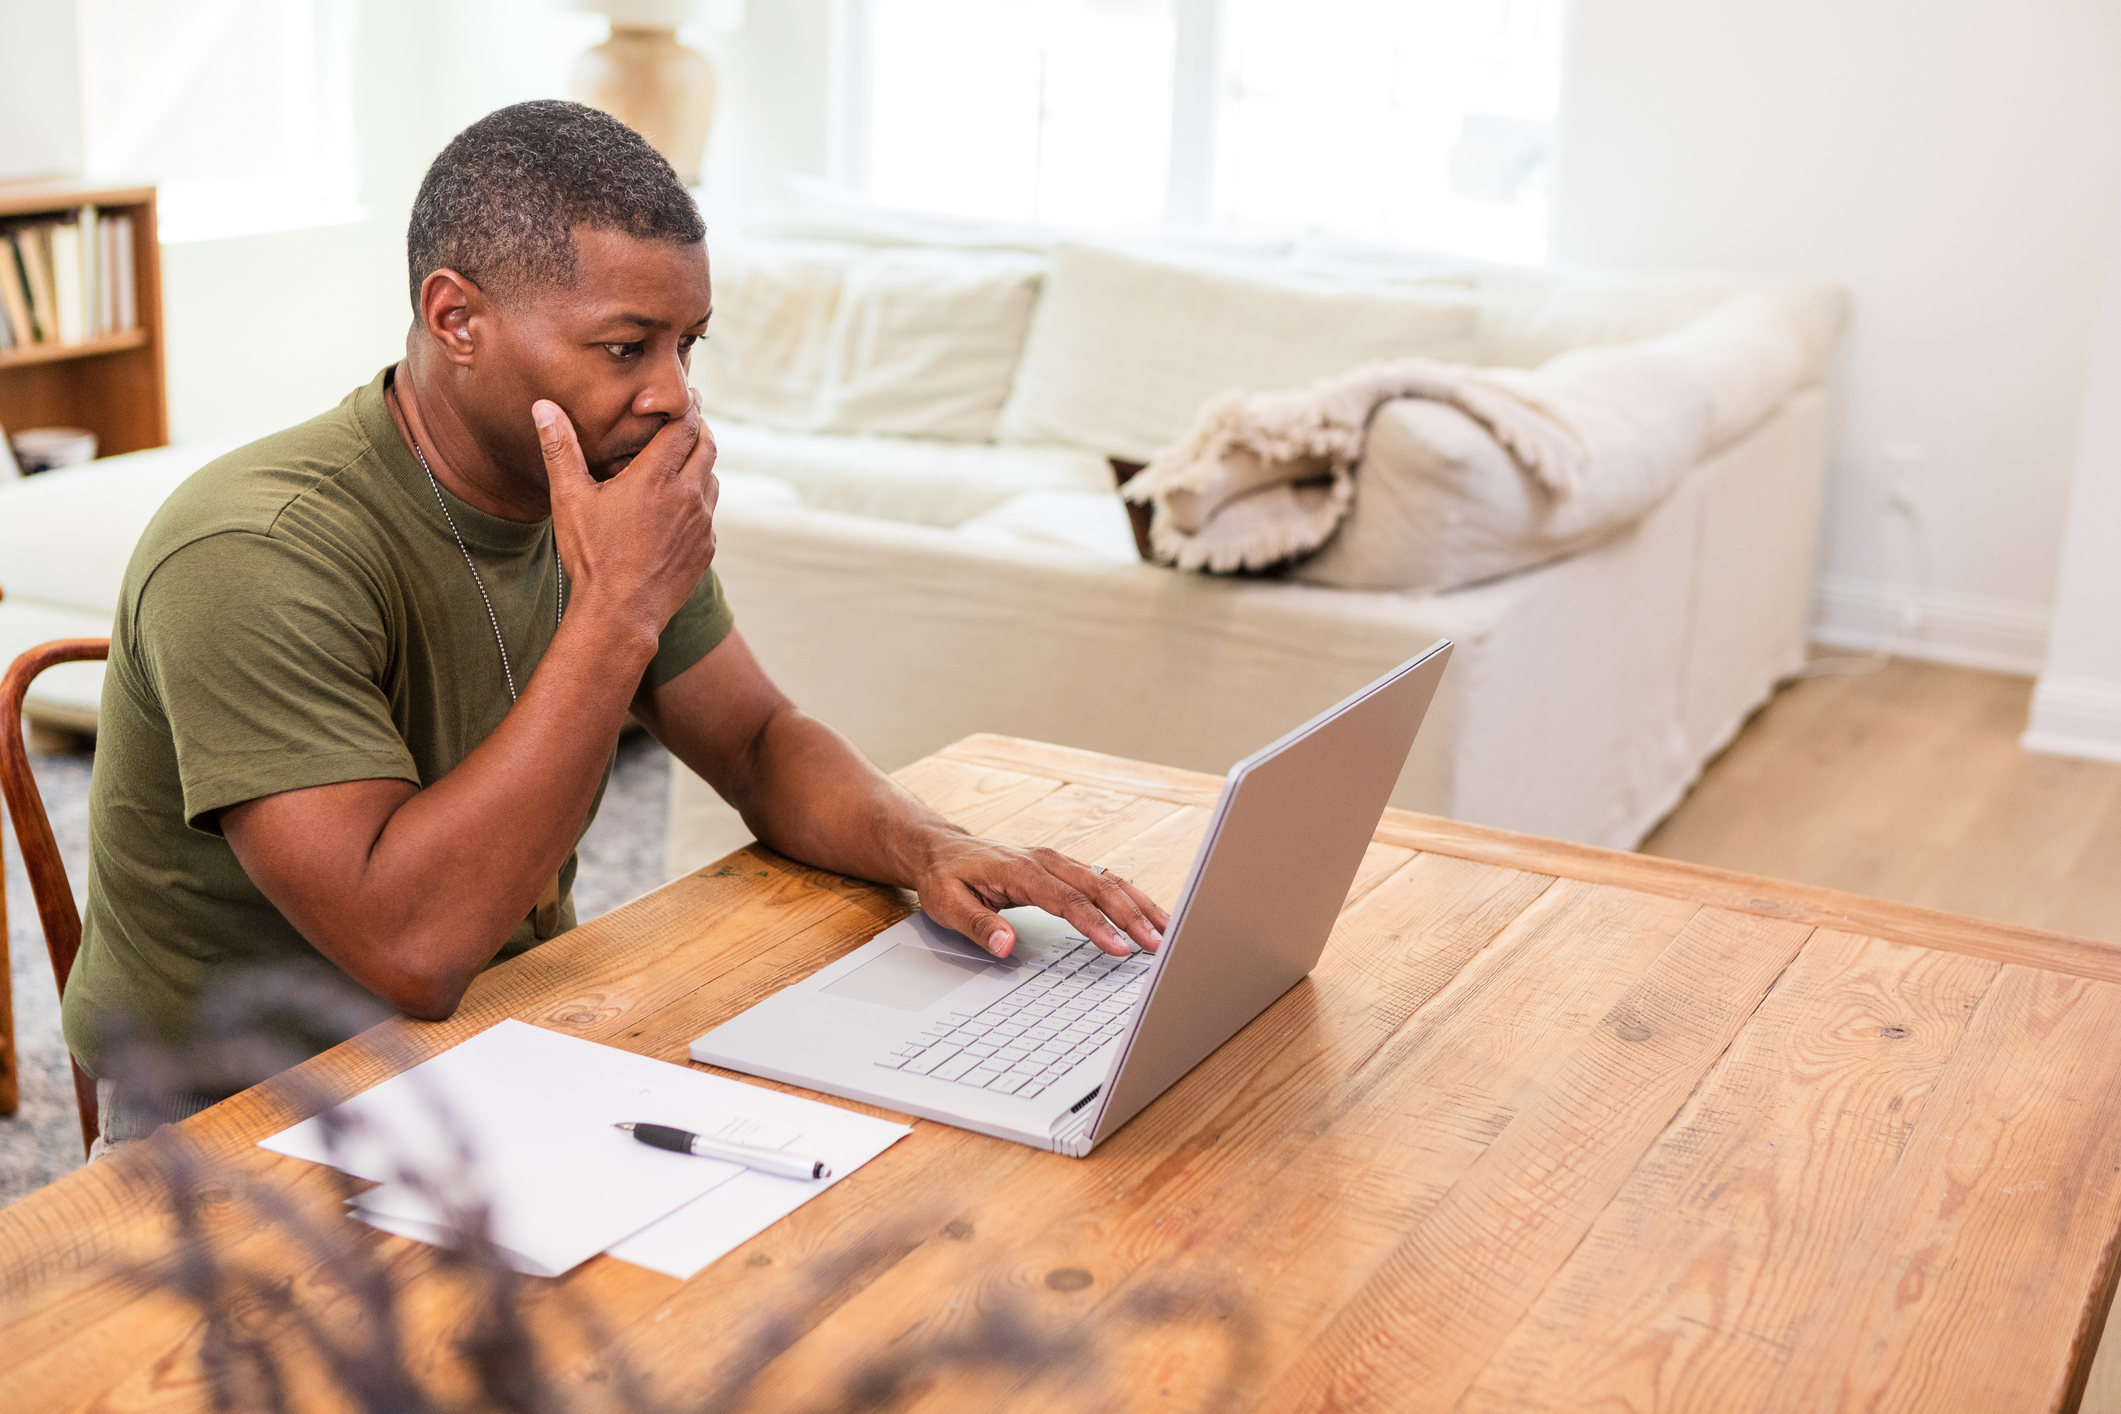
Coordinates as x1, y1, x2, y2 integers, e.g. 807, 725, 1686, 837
133, 531, 420, 833
643, 566, 736, 690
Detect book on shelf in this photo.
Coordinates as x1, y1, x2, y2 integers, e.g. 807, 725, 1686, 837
50, 220, 83, 343
0, 204, 141, 356
14, 226, 57, 345
0, 234, 26, 350
113, 213, 135, 329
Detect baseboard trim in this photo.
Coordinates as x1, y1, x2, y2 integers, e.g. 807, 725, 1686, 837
1810, 576, 2049, 677
2022, 674, 2121, 764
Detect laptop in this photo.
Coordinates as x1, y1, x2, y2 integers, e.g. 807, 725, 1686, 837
690, 639, 1453, 1158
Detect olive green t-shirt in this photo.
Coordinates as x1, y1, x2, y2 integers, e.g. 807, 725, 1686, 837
63, 367, 734, 1077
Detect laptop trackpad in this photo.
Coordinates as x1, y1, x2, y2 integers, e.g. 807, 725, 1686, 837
821, 942, 995, 1011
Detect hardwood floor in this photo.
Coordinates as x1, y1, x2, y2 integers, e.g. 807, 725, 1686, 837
1643, 657, 2121, 944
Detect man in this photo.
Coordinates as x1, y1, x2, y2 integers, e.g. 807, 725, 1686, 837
65, 101, 1166, 1153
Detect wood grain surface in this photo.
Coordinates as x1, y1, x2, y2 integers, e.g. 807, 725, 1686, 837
3, 735, 2120, 1413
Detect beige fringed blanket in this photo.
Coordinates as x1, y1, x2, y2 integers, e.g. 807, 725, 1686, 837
1119, 357, 1601, 574
1119, 287, 1838, 582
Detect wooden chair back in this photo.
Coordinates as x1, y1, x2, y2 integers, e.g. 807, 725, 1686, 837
0, 638, 111, 1156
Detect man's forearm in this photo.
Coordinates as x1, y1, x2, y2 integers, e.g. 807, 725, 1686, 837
721, 706, 959, 889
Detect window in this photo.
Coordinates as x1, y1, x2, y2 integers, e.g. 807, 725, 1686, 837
863, 0, 1177, 229
851, 0, 1566, 263
1215, 0, 1564, 263
78, 0, 364, 244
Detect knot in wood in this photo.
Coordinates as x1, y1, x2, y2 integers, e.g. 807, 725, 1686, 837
1880, 1024, 1911, 1040
547, 999, 618, 1028
944, 1219, 975, 1240
1046, 1267, 1094, 1292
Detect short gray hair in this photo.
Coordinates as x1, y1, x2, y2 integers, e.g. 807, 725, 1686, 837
406, 100, 705, 312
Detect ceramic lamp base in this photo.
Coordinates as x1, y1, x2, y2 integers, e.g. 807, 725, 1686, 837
570, 25, 717, 186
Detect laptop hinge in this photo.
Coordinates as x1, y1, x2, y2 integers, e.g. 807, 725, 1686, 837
1049, 1103, 1096, 1158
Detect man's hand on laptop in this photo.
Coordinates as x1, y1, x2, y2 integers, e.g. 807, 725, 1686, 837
910, 834, 1169, 960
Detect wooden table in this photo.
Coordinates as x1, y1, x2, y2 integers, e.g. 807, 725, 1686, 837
7, 734, 2121, 1413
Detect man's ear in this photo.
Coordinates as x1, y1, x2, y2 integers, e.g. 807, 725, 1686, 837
418, 268, 484, 368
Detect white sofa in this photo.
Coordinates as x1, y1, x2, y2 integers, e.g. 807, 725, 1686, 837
0, 442, 243, 732
664, 228, 1844, 873
0, 223, 1842, 887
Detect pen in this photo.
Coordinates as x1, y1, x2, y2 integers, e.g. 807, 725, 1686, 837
614, 1122, 833, 1181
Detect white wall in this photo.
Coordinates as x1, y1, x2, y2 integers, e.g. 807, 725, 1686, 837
2025, 170, 2121, 762
0, 0, 83, 181
1553, 0, 2121, 675
693, 0, 835, 222
161, 0, 441, 442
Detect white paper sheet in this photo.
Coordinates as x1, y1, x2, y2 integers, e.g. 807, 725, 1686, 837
260, 1019, 910, 1279
344, 1074, 780, 1277
605, 1106, 912, 1280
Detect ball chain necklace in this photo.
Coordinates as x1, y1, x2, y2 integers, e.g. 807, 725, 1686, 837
404, 434, 566, 702
399, 394, 570, 937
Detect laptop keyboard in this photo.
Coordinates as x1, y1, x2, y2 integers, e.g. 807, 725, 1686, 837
873, 938, 1153, 1099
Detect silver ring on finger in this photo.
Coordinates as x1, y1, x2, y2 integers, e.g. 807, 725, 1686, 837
1089, 862, 1110, 877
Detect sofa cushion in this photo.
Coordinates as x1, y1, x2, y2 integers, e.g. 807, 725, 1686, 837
697, 239, 1046, 442
995, 243, 1481, 463
694, 240, 852, 429
816, 246, 1045, 440
953, 490, 1140, 563
711, 418, 1113, 527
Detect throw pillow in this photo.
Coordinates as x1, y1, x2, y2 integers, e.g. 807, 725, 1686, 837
693, 240, 853, 430
995, 243, 1481, 463
816, 247, 1045, 442
697, 239, 1048, 443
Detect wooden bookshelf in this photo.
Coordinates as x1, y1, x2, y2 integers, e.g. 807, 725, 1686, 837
0, 179, 167, 458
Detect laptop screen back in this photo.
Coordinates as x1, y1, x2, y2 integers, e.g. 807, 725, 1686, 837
1084, 641, 1452, 1145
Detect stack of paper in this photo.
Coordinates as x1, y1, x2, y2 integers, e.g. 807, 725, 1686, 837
261, 1020, 910, 1279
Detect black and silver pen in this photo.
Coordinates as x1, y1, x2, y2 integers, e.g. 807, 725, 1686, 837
614, 1122, 833, 1181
